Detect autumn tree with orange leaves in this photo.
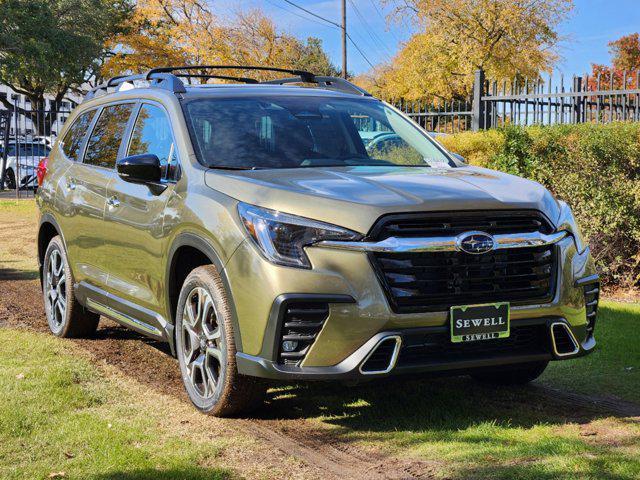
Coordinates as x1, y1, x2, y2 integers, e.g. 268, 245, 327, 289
358, 0, 572, 101
589, 33, 640, 90
102, 0, 338, 80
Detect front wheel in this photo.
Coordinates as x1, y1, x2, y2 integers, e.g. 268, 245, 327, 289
176, 265, 266, 417
470, 361, 548, 385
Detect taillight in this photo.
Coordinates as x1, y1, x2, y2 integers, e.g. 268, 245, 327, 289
36, 157, 48, 186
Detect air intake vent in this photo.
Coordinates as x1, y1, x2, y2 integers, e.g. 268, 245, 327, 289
360, 336, 401, 374
551, 323, 579, 356
583, 282, 600, 339
278, 302, 329, 366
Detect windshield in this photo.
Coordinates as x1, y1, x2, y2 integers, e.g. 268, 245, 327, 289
184, 96, 453, 169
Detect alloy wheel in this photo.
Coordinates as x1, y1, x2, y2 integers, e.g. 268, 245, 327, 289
45, 249, 66, 332
180, 287, 224, 399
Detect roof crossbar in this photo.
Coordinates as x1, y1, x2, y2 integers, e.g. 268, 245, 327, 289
147, 65, 316, 83
174, 73, 259, 84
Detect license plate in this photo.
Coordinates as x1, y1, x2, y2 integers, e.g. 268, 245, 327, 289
450, 302, 510, 343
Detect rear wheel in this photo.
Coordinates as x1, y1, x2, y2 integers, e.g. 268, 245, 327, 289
176, 265, 266, 417
470, 361, 548, 385
43, 236, 100, 337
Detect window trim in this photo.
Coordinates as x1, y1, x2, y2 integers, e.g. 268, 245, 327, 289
122, 100, 182, 183
80, 100, 137, 171
59, 108, 98, 163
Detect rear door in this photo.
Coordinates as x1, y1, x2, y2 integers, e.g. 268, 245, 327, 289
102, 102, 179, 325
65, 103, 135, 288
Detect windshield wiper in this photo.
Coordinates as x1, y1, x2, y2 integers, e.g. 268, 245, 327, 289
208, 165, 263, 171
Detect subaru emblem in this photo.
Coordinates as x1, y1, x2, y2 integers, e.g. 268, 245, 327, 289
456, 231, 495, 254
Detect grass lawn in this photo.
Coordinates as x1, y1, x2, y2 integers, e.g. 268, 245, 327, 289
0, 329, 244, 480
542, 301, 640, 404
0, 199, 38, 279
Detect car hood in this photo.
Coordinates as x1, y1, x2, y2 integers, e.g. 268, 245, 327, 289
204, 165, 560, 234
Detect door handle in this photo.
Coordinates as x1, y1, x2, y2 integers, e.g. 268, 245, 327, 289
107, 196, 120, 209
66, 179, 76, 191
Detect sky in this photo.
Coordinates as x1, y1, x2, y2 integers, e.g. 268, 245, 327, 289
217, 0, 640, 76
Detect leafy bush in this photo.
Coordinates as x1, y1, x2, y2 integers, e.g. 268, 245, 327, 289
440, 123, 640, 289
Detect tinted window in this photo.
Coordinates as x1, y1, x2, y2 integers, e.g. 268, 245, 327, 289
84, 104, 134, 168
20, 144, 50, 157
185, 96, 452, 169
61, 110, 96, 161
128, 104, 179, 180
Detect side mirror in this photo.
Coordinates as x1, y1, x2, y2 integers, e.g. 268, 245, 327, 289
450, 153, 467, 164
116, 154, 166, 193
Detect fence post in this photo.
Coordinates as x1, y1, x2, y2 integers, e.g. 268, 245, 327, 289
471, 69, 486, 131
573, 76, 583, 123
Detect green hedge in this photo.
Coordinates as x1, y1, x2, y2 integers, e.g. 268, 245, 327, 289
440, 123, 640, 288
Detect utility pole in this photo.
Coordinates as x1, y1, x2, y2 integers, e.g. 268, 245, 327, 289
341, 0, 347, 78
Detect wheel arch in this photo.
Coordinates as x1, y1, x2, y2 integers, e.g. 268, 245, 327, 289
37, 214, 64, 287
166, 233, 243, 353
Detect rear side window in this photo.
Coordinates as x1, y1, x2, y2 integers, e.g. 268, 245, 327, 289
61, 110, 96, 161
128, 104, 179, 180
84, 104, 134, 168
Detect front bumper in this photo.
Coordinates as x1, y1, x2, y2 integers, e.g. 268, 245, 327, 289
225, 234, 598, 380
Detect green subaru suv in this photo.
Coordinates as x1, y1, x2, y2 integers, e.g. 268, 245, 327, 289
36, 66, 599, 416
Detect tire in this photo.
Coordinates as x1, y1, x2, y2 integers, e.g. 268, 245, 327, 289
470, 361, 548, 385
43, 236, 100, 337
4, 168, 16, 190
175, 265, 266, 417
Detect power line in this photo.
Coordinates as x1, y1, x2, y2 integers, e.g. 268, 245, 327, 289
265, 0, 336, 30
348, 0, 393, 60
281, 0, 341, 28
278, 0, 377, 71
345, 32, 376, 69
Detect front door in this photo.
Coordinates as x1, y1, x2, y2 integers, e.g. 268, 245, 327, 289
102, 103, 180, 329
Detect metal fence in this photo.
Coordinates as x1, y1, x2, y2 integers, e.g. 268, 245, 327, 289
0, 106, 72, 198
394, 69, 640, 133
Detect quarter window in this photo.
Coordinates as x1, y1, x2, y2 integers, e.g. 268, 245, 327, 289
84, 104, 134, 168
61, 110, 96, 161
128, 104, 179, 180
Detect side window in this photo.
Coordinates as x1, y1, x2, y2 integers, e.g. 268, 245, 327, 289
61, 110, 96, 161
128, 104, 179, 180
84, 104, 134, 168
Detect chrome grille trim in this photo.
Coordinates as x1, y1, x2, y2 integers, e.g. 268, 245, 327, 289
315, 231, 567, 253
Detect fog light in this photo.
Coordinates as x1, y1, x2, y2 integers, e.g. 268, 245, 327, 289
282, 340, 298, 352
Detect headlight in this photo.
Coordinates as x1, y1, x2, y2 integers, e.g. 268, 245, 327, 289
238, 202, 362, 268
556, 201, 587, 253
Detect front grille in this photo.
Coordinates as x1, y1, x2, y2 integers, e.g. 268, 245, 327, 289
369, 210, 554, 240
277, 302, 329, 366
369, 211, 557, 313
583, 282, 600, 339
397, 324, 550, 367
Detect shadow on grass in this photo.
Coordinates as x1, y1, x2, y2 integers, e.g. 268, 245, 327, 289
256, 378, 640, 479
91, 468, 231, 480
0, 267, 39, 280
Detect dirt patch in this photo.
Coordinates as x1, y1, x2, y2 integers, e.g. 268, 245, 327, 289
0, 277, 440, 479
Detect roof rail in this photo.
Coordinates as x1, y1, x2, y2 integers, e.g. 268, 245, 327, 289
83, 65, 371, 102
261, 76, 371, 96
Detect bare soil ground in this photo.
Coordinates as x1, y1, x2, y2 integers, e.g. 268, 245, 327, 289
0, 278, 442, 480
